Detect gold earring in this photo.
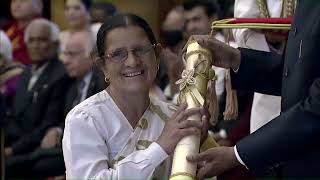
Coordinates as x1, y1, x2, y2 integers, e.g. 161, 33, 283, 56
104, 76, 110, 84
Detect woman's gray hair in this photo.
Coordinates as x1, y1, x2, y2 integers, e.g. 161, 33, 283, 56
0, 30, 13, 61
24, 18, 60, 43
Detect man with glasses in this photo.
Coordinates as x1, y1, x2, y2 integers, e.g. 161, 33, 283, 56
32, 31, 105, 178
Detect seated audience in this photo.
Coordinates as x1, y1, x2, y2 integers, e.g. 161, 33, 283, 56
90, 2, 117, 23
31, 31, 106, 178
159, 6, 186, 100
90, 2, 118, 41
4, 19, 70, 179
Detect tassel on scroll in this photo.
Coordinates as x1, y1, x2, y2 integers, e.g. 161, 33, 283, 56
223, 69, 238, 120
223, 29, 238, 120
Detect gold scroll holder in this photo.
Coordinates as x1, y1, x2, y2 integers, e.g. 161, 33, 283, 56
170, 40, 218, 180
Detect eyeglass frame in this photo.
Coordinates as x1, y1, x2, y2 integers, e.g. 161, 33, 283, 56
103, 44, 156, 63
61, 50, 85, 58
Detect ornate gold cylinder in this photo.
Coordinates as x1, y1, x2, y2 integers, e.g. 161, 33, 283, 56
170, 41, 213, 180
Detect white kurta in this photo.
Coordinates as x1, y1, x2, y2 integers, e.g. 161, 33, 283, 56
62, 90, 175, 179
233, 0, 282, 133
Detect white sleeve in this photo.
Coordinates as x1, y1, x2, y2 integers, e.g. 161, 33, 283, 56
233, 0, 270, 51
62, 111, 168, 180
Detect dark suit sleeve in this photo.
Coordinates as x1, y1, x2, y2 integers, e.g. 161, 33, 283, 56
11, 76, 69, 154
236, 78, 320, 174
231, 48, 283, 96
0, 96, 4, 128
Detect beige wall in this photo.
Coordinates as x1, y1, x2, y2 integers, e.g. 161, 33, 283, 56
51, 0, 69, 30
111, 0, 159, 37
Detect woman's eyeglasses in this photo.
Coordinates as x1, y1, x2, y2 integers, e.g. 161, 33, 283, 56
105, 44, 155, 63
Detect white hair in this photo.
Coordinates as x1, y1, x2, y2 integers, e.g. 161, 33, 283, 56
0, 30, 13, 61
61, 30, 95, 58
24, 18, 60, 43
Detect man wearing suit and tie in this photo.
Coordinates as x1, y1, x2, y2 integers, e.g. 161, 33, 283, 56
4, 18, 71, 179
60, 31, 105, 117
32, 31, 105, 178
187, 0, 320, 179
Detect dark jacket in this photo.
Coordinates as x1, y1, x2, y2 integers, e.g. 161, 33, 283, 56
63, 70, 105, 118
232, 0, 320, 178
6, 58, 71, 155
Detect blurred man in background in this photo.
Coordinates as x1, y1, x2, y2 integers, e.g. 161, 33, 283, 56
4, 19, 70, 179
30, 31, 106, 179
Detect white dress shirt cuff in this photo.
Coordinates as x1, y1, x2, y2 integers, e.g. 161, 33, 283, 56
145, 142, 169, 168
234, 145, 248, 169
232, 66, 240, 73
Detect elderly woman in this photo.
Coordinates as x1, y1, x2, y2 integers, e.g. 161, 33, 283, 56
62, 13, 208, 179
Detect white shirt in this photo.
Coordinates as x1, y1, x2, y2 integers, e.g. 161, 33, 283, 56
233, 0, 282, 133
62, 90, 175, 179
233, 0, 283, 51
233, 0, 284, 167
214, 33, 238, 102
28, 62, 49, 91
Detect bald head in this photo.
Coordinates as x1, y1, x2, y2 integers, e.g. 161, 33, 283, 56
61, 31, 94, 78
67, 31, 94, 57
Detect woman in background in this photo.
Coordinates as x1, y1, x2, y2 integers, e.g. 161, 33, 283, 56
59, 0, 92, 51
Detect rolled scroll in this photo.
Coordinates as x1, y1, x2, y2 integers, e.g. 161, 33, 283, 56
170, 40, 218, 180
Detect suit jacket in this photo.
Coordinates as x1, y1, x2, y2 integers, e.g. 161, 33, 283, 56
232, 0, 320, 178
7, 58, 71, 155
63, 70, 105, 120
0, 96, 4, 127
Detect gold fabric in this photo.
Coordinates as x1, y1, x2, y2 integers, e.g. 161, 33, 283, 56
109, 101, 172, 179
211, 18, 291, 30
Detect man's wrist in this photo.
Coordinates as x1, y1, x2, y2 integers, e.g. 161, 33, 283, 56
234, 145, 248, 168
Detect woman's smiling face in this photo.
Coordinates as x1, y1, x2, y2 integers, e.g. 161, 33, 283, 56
102, 25, 159, 94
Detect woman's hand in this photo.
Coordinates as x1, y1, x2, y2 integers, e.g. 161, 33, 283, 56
156, 103, 209, 154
